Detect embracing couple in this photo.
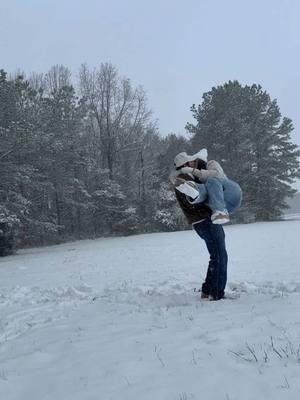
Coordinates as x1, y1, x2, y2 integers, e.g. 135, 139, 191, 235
170, 149, 242, 301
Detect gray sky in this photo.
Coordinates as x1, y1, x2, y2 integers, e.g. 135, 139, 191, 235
1, 0, 300, 187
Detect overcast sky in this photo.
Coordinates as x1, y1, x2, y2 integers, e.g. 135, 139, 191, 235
1, 0, 300, 186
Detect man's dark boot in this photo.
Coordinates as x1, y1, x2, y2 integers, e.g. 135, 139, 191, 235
201, 292, 210, 299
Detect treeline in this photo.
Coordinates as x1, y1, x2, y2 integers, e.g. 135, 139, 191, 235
0, 64, 299, 250
0, 64, 187, 248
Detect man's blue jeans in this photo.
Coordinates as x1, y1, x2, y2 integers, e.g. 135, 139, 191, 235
193, 177, 242, 213
193, 219, 228, 299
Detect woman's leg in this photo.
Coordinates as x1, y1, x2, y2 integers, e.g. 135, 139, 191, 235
222, 179, 242, 213
190, 183, 208, 204
193, 177, 242, 218
203, 177, 242, 214
203, 177, 227, 212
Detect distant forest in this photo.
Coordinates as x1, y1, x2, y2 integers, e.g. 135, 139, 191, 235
1, 64, 299, 250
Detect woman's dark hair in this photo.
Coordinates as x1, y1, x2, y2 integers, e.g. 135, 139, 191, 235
197, 159, 207, 170
176, 159, 207, 171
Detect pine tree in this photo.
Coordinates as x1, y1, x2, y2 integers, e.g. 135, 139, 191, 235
0, 71, 41, 244
186, 81, 300, 221
37, 81, 89, 240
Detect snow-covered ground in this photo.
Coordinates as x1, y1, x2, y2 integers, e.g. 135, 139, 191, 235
1, 220, 300, 400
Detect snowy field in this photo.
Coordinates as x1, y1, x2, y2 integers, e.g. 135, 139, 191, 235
1, 220, 300, 400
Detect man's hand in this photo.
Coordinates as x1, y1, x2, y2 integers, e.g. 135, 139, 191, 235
180, 166, 194, 175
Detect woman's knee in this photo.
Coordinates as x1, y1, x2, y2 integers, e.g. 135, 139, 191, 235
205, 176, 221, 187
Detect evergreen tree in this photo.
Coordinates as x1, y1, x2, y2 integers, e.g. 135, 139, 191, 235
37, 82, 89, 240
186, 81, 300, 221
0, 71, 42, 243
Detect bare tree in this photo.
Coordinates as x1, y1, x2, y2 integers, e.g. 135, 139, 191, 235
44, 65, 72, 94
79, 62, 152, 178
28, 72, 46, 93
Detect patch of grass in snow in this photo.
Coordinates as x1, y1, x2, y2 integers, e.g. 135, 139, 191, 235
178, 393, 196, 400
229, 335, 300, 365
178, 393, 188, 400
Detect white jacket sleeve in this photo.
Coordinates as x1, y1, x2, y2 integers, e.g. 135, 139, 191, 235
175, 181, 199, 200
192, 160, 227, 182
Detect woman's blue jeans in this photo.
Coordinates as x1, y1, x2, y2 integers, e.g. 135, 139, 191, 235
193, 177, 242, 213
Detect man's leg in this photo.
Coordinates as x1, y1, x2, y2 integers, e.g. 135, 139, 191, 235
193, 220, 214, 296
193, 220, 228, 299
215, 226, 228, 298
